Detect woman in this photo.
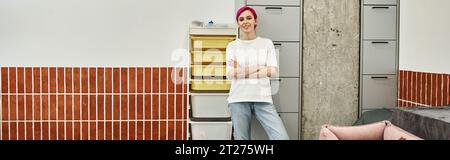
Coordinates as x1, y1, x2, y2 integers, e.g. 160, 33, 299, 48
226, 6, 289, 140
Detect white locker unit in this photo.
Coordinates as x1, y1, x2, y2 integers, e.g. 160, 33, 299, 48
360, 0, 399, 113
237, 0, 302, 140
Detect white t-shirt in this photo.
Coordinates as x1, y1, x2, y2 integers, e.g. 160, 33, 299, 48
226, 37, 278, 104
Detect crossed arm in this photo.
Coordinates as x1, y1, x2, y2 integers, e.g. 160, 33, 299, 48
227, 59, 278, 80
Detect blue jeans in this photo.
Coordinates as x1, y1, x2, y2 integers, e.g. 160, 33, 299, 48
228, 102, 290, 140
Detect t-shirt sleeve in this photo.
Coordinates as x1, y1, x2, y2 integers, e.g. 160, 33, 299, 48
226, 42, 235, 79
266, 40, 279, 68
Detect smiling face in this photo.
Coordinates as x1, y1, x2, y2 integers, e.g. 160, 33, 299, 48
237, 10, 257, 34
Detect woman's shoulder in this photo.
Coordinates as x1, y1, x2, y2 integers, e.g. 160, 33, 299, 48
257, 37, 275, 46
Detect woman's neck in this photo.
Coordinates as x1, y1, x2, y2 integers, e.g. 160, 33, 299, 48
240, 31, 257, 40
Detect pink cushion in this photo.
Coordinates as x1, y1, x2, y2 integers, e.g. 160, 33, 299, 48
319, 121, 423, 140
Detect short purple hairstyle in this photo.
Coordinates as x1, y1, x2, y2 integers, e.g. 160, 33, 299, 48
236, 6, 258, 22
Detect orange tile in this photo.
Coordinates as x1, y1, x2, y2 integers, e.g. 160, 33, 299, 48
73, 68, 81, 93
421, 72, 427, 105
97, 68, 105, 93
57, 68, 65, 93
58, 122, 65, 140
16, 95, 24, 120
73, 95, 81, 120
160, 121, 167, 140
144, 68, 152, 93
136, 95, 144, 120
89, 68, 97, 93
81, 122, 89, 140
81, 68, 89, 93
168, 68, 175, 93
121, 95, 128, 120
65, 68, 72, 93
144, 121, 152, 140
129, 68, 136, 93
81, 95, 88, 120
34, 68, 41, 93
16, 122, 25, 140
17, 67, 24, 93
34, 95, 41, 120
427, 73, 432, 106
9, 95, 17, 120
437, 74, 443, 106
152, 68, 159, 93
58, 95, 64, 120
175, 94, 183, 119
113, 95, 120, 120
25, 95, 32, 120
152, 95, 159, 119
89, 122, 96, 140
121, 68, 128, 93
443, 74, 448, 106
412, 72, 417, 103
98, 121, 105, 140
105, 122, 112, 140
10, 122, 18, 140
160, 68, 168, 93
41, 95, 49, 120
25, 68, 33, 93
145, 95, 151, 120
41, 68, 49, 93
65, 95, 73, 120
121, 121, 128, 140
152, 121, 159, 140
129, 95, 136, 120
41, 122, 49, 140
98, 95, 105, 121
1, 123, 9, 140
49, 68, 57, 93
1, 68, 9, 93
65, 122, 73, 140
9, 67, 17, 93
50, 122, 57, 140
33, 122, 42, 140
168, 95, 174, 119
137, 68, 144, 93
168, 121, 175, 140
113, 122, 120, 140
174, 68, 184, 94
73, 122, 81, 140
129, 120, 136, 140
136, 121, 144, 140
89, 95, 96, 120
2, 96, 9, 120
432, 74, 437, 106
105, 68, 113, 93
105, 95, 112, 120
113, 68, 120, 93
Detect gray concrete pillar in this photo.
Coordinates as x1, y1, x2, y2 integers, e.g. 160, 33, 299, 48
302, 0, 360, 140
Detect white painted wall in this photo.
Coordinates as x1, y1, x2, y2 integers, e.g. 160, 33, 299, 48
0, 0, 235, 67
400, 0, 450, 74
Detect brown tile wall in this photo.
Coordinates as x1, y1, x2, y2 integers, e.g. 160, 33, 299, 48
0, 67, 188, 140
398, 70, 450, 107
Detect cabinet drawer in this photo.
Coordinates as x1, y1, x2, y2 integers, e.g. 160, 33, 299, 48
362, 75, 397, 109
191, 80, 231, 91
190, 121, 232, 140
190, 93, 230, 119
251, 113, 299, 140
247, 0, 300, 6
363, 0, 397, 5
271, 78, 300, 113
191, 65, 226, 77
363, 41, 397, 74
192, 51, 226, 64
251, 6, 300, 41
363, 6, 397, 40
275, 42, 300, 77
191, 36, 235, 50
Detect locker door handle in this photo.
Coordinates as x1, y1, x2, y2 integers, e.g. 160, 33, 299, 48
372, 41, 389, 44
371, 76, 389, 79
274, 43, 283, 46
372, 7, 390, 9
265, 7, 283, 10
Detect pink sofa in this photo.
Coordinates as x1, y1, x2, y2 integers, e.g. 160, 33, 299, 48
319, 121, 423, 140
